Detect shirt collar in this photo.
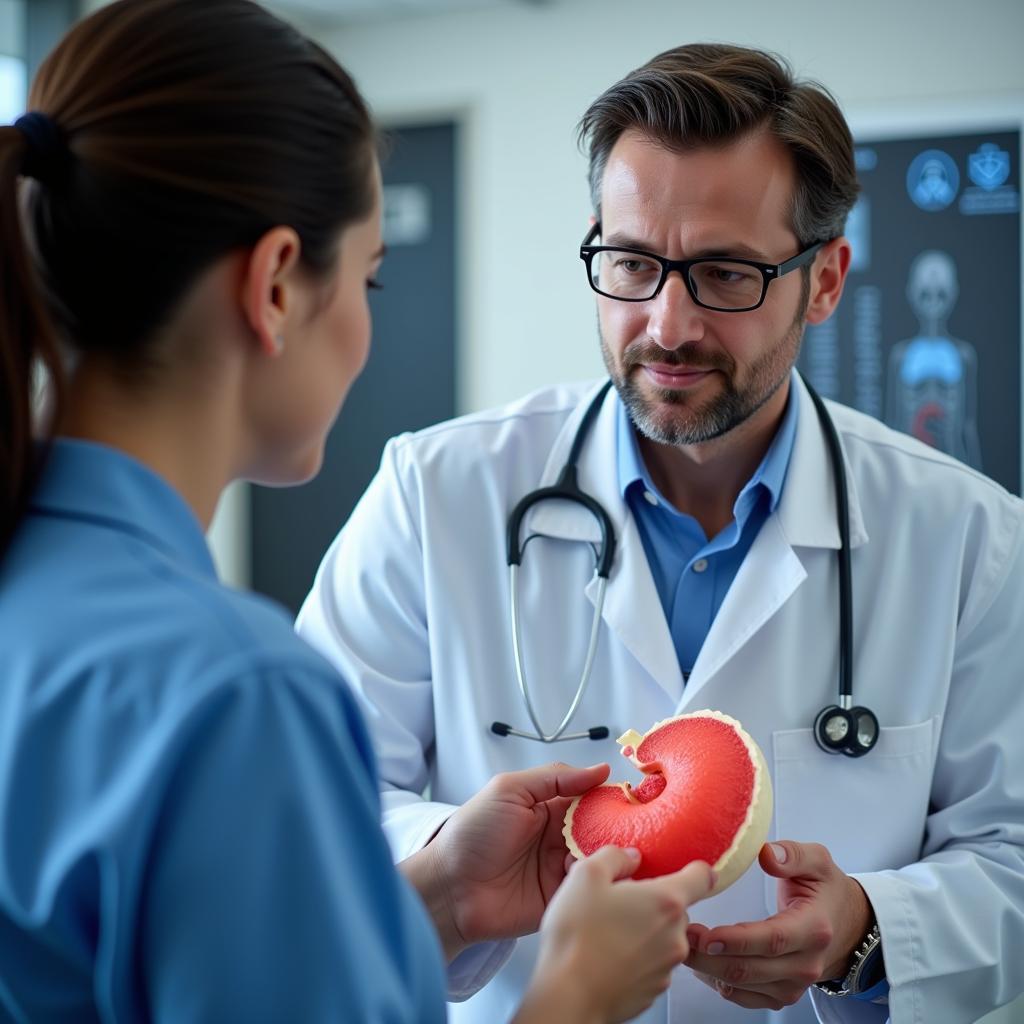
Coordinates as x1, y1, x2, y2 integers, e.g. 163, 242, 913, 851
29, 438, 217, 578
616, 371, 800, 518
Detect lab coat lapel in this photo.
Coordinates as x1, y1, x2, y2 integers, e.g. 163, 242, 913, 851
586, 512, 685, 704
525, 382, 684, 703
681, 375, 869, 708
680, 516, 806, 708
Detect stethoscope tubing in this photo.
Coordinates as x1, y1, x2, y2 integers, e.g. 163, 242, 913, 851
493, 374, 878, 756
805, 381, 854, 706
507, 562, 608, 742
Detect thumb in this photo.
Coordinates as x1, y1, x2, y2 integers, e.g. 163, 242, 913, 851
759, 840, 833, 881
499, 762, 611, 806
661, 859, 717, 906
582, 844, 643, 882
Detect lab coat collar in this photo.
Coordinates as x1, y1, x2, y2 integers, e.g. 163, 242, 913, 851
525, 371, 869, 554
525, 379, 625, 545
777, 373, 869, 551
30, 438, 217, 578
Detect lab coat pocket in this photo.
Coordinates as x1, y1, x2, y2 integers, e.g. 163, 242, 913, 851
766, 719, 936, 911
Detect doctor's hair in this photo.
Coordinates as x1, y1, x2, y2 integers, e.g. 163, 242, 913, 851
0, 0, 375, 556
577, 43, 860, 248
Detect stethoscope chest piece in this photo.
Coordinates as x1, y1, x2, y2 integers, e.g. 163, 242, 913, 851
813, 703, 880, 758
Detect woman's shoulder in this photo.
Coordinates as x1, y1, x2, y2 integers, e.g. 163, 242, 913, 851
1, 507, 345, 724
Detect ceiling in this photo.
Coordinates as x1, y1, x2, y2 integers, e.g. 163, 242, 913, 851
268, 0, 553, 25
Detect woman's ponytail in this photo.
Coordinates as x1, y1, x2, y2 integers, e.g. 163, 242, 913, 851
1, 0, 378, 560
0, 119, 66, 558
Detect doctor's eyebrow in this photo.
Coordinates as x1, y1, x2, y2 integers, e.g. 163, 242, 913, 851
599, 232, 770, 262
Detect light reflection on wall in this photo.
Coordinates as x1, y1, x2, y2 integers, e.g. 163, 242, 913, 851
0, 54, 25, 122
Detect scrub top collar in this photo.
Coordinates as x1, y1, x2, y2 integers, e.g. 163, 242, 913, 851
30, 437, 217, 578
615, 370, 799, 521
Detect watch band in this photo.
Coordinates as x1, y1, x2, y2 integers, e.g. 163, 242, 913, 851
813, 923, 884, 997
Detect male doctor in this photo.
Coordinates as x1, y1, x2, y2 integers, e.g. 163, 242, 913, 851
298, 44, 1024, 1024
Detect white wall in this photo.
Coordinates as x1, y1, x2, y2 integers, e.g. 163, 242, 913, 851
300, 0, 1024, 416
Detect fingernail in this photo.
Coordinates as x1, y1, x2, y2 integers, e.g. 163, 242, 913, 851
717, 980, 733, 996
769, 842, 788, 863
625, 846, 641, 859
586, 763, 604, 770
707, 941, 725, 955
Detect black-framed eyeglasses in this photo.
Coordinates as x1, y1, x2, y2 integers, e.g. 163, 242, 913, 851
579, 222, 825, 312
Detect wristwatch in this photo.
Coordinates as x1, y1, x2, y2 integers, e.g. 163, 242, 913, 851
813, 923, 885, 997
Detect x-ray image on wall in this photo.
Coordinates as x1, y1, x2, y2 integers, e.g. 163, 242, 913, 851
798, 128, 1021, 493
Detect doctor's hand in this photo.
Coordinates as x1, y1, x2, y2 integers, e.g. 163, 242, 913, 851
399, 761, 612, 960
513, 847, 716, 1024
684, 840, 872, 1010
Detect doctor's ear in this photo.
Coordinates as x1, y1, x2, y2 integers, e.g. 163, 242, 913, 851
241, 226, 304, 357
804, 237, 852, 326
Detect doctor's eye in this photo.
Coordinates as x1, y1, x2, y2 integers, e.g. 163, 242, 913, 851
366, 277, 383, 291
612, 255, 659, 276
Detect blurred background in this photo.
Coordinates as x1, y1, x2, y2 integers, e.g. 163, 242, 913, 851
5, 0, 1022, 614
3, 3, 1022, 1019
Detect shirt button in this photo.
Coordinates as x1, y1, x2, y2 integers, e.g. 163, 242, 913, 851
643, 490, 658, 506
692, 558, 709, 573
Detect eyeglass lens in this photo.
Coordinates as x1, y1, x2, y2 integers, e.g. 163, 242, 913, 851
590, 250, 765, 310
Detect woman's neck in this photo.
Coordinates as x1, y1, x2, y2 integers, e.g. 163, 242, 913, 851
58, 356, 241, 530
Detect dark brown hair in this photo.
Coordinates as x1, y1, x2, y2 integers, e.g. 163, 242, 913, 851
0, 0, 376, 555
578, 43, 859, 246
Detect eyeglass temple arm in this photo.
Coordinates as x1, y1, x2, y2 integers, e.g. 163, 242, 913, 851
775, 240, 825, 277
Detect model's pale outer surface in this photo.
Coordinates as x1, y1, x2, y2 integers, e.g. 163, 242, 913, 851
297, 373, 1024, 1024
563, 710, 773, 897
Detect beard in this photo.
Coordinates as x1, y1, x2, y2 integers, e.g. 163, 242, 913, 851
601, 284, 809, 447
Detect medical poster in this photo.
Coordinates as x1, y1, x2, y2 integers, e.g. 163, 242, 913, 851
797, 126, 1022, 494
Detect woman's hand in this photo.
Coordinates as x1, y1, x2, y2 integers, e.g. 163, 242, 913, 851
399, 761, 611, 959
515, 847, 716, 1024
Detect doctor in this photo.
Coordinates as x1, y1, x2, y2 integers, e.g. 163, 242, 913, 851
298, 43, 1024, 1024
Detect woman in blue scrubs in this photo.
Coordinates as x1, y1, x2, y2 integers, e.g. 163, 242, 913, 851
0, 2, 713, 1021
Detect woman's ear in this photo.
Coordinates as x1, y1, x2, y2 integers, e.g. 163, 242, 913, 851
241, 226, 303, 356
805, 237, 852, 326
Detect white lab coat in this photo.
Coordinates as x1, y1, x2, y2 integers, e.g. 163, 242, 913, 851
297, 375, 1024, 1024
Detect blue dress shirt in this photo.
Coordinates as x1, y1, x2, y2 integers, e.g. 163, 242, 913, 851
0, 440, 446, 1023
618, 379, 799, 679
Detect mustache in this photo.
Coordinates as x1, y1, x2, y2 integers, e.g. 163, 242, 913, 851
621, 344, 733, 373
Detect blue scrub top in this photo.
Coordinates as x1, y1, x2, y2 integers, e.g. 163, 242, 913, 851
0, 439, 446, 1023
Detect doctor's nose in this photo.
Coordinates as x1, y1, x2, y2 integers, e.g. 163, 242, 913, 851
646, 271, 706, 351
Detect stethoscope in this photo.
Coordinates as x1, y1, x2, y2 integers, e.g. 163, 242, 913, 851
491, 374, 880, 758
